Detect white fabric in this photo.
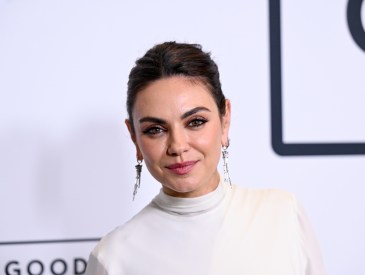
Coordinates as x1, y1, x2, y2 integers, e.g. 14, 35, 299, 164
85, 182, 326, 275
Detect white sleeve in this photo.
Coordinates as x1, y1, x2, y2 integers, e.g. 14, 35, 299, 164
297, 202, 327, 275
84, 253, 108, 275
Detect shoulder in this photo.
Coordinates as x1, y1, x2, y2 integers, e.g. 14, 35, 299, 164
226, 184, 301, 223
230, 184, 297, 208
225, 184, 304, 236
89, 203, 157, 266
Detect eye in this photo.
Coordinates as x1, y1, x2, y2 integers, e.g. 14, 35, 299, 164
142, 126, 165, 136
187, 117, 208, 128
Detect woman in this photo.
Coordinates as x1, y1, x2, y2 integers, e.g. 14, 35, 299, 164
85, 42, 326, 275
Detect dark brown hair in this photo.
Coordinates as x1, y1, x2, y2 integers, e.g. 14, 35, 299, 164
127, 42, 226, 131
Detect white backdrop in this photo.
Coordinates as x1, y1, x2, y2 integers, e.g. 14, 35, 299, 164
1, 0, 364, 274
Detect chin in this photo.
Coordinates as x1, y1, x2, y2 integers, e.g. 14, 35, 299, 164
162, 180, 205, 198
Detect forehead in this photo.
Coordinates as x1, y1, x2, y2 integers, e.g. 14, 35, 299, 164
133, 76, 218, 118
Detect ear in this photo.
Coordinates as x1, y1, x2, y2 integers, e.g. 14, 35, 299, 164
221, 99, 231, 146
125, 119, 143, 161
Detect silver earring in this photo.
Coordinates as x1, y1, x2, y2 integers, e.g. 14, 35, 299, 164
133, 159, 143, 201
222, 141, 232, 187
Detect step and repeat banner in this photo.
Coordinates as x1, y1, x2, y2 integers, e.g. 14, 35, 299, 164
1, 0, 364, 275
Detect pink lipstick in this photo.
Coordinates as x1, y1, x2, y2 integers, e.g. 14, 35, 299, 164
166, 161, 197, 175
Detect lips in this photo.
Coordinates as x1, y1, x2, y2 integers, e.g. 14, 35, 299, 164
166, 161, 198, 175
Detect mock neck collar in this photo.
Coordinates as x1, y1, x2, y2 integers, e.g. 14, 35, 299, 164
152, 179, 227, 216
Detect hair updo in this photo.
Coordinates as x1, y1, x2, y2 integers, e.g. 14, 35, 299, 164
126, 42, 226, 131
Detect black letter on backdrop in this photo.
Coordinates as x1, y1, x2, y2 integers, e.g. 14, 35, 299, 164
347, 0, 365, 51
5, 261, 20, 275
74, 258, 87, 275
27, 260, 44, 275
50, 259, 67, 275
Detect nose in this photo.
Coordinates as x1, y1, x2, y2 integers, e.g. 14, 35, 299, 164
167, 128, 190, 156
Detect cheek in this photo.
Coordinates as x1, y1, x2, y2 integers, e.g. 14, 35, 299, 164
195, 135, 220, 149
138, 138, 166, 163
193, 127, 222, 156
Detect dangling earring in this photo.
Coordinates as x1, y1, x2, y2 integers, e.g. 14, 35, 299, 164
222, 141, 232, 187
133, 159, 143, 201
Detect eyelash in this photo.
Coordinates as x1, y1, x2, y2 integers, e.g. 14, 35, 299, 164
142, 117, 208, 136
142, 126, 165, 136
187, 117, 208, 128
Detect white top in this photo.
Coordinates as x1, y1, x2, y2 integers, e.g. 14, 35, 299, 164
85, 182, 326, 275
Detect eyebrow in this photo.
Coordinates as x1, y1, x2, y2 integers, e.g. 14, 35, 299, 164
139, 117, 166, 124
181, 106, 211, 119
138, 106, 211, 124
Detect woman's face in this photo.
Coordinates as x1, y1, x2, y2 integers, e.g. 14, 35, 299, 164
126, 76, 231, 198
